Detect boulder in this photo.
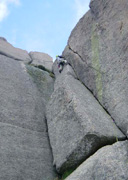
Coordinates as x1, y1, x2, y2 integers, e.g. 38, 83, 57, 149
0, 39, 31, 63
63, 0, 128, 136
29, 51, 53, 71
66, 141, 128, 180
0, 54, 56, 180
0, 37, 7, 41
46, 64, 125, 174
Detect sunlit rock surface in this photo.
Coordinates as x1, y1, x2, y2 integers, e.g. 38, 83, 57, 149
63, 0, 128, 136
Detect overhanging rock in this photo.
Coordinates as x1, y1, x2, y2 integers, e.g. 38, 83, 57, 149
0, 38, 31, 63
29, 51, 53, 72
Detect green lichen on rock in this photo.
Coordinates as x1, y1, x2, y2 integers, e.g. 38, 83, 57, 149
53, 168, 74, 180
29, 64, 55, 78
49, 72, 55, 78
62, 169, 74, 179
26, 64, 54, 102
27, 65, 47, 83
91, 23, 103, 102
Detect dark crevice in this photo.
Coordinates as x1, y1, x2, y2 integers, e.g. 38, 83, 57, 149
58, 133, 126, 176
28, 64, 55, 78
28, 53, 34, 64
44, 114, 59, 178
26, 52, 33, 64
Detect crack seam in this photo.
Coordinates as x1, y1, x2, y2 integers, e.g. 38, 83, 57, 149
67, 44, 126, 137
68, 44, 105, 75
0, 121, 47, 133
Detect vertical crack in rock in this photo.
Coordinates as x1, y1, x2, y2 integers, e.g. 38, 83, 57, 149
0, 54, 57, 180
65, 43, 126, 139
63, 47, 127, 139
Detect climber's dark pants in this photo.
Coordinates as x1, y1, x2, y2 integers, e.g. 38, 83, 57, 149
58, 62, 64, 73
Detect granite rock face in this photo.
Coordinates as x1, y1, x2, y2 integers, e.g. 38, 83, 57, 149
1, 0, 128, 177
46, 64, 125, 174
63, 0, 128, 136
0, 54, 56, 180
0, 39, 31, 63
29, 51, 53, 71
26, 64, 54, 103
66, 141, 128, 180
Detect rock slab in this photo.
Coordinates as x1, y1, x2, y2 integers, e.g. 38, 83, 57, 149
63, 0, 128, 136
0, 54, 56, 180
66, 141, 128, 180
0, 39, 31, 63
46, 64, 125, 174
29, 51, 53, 71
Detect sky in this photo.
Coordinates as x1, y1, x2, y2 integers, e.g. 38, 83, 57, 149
0, 0, 90, 59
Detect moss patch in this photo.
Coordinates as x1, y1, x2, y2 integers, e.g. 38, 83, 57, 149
62, 169, 74, 179
30, 64, 55, 78
54, 169, 74, 180
26, 64, 54, 101
49, 72, 55, 78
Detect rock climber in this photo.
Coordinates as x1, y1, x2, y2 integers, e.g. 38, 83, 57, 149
56, 55, 67, 73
